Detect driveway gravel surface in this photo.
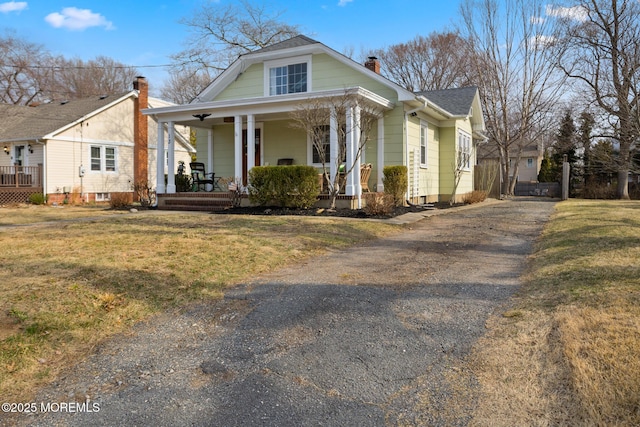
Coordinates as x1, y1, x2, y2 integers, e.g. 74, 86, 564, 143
10, 198, 557, 427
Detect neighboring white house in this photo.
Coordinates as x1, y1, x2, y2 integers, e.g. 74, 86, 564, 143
144, 35, 486, 207
0, 77, 195, 204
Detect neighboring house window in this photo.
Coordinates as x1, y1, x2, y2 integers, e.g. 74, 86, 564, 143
265, 56, 311, 96
420, 122, 428, 166
458, 131, 471, 170
90, 145, 117, 172
527, 158, 534, 168
95, 193, 111, 202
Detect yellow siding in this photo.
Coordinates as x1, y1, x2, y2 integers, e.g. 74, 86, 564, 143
214, 63, 265, 101
312, 54, 398, 101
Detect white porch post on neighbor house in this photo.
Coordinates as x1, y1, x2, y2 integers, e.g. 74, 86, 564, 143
377, 117, 384, 192
166, 121, 176, 193
156, 120, 166, 194
353, 105, 362, 207
329, 106, 338, 186
247, 114, 255, 175
207, 129, 214, 179
345, 106, 357, 196
234, 115, 242, 182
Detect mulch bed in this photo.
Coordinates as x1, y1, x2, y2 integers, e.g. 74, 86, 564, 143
213, 202, 461, 219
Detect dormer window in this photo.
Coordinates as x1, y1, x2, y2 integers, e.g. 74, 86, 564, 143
265, 56, 311, 96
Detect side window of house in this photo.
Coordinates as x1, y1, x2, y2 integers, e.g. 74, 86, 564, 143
420, 122, 428, 166
90, 146, 101, 171
527, 158, 534, 168
105, 147, 116, 172
90, 146, 117, 172
458, 131, 471, 169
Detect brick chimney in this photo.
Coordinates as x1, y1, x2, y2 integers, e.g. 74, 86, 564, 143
364, 56, 380, 74
133, 76, 148, 188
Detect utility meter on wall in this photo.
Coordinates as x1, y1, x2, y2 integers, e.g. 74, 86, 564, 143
79, 166, 85, 177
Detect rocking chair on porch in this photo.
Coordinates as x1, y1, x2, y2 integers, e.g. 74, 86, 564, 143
190, 162, 221, 192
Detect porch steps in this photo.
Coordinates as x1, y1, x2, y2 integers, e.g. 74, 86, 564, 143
157, 192, 233, 212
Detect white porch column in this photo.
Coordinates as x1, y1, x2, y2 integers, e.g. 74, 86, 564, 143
234, 115, 242, 182
377, 117, 384, 192
247, 114, 255, 177
345, 106, 355, 196
353, 105, 362, 207
207, 129, 214, 173
156, 120, 166, 194
329, 106, 338, 185
166, 121, 176, 193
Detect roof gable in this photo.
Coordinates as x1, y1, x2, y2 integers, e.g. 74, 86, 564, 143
0, 92, 134, 142
417, 86, 479, 117
195, 35, 416, 103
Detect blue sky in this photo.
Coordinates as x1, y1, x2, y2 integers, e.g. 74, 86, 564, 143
0, 0, 462, 93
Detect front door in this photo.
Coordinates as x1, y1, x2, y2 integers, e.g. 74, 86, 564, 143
242, 128, 261, 185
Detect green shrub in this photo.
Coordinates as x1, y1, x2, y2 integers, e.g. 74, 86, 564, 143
28, 193, 47, 205
248, 165, 320, 208
383, 165, 407, 206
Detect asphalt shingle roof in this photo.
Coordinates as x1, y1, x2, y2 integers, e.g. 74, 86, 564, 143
0, 93, 130, 142
416, 86, 478, 116
247, 35, 321, 55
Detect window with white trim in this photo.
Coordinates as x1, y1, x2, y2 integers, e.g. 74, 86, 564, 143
90, 145, 117, 172
527, 158, 534, 168
420, 122, 428, 166
265, 56, 310, 96
95, 193, 111, 201
458, 131, 471, 170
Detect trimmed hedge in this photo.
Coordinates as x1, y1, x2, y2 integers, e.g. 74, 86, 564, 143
383, 165, 407, 206
248, 165, 320, 208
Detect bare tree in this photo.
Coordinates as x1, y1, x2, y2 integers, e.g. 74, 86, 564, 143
165, 0, 300, 102
46, 56, 139, 100
555, 0, 640, 199
160, 66, 214, 104
0, 32, 51, 105
373, 32, 474, 91
460, 0, 566, 196
289, 91, 385, 209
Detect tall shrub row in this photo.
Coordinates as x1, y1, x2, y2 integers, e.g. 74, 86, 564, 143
248, 165, 320, 208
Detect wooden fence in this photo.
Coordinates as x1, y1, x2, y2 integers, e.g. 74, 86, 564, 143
0, 165, 44, 205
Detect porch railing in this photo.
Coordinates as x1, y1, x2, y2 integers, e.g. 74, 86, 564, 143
0, 165, 43, 188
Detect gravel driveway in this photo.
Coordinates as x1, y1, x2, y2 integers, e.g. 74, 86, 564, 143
14, 198, 556, 427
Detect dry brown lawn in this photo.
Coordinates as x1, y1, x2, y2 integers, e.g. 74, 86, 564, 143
0, 205, 400, 402
470, 199, 640, 426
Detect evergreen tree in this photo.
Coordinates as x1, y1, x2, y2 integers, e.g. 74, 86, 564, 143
578, 111, 595, 188
538, 151, 556, 182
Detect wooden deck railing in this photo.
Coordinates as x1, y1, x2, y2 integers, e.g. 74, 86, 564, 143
0, 165, 43, 188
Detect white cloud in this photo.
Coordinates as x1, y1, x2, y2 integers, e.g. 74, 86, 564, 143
546, 4, 588, 22
45, 7, 114, 31
338, 0, 353, 6
0, 1, 27, 13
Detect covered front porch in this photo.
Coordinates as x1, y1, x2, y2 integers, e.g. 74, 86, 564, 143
0, 165, 43, 205
145, 87, 394, 210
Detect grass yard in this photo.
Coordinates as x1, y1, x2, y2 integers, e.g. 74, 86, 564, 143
470, 199, 640, 426
0, 206, 401, 402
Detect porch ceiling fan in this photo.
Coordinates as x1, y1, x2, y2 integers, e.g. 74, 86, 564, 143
192, 113, 211, 121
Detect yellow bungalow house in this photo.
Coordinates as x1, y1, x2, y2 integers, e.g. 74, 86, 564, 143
0, 77, 195, 205
144, 36, 486, 209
